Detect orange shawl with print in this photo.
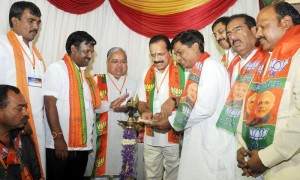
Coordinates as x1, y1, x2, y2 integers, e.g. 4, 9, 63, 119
144, 60, 185, 143
242, 25, 300, 150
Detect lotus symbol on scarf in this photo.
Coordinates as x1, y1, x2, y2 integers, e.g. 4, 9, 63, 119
145, 83, 154, 92
171, 86, 183, 97
225, 107, 241, 118
257, 64, 264, 75
249, 128, 269, 141
97, 121, 107, 135
95, 157, 105, 167
195, 61, 203, 69
99, 90, 107, 99
268, 58, 289, 76
244, 61, 259, 73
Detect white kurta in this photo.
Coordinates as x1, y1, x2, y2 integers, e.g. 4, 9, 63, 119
138, 65, 176, 147
225, 48, 237, 69
43, 60, 95, 151
88, 73, 138, 177
169, 58, 236, 180
230, 49, 257, 86
0, 33, 46, 174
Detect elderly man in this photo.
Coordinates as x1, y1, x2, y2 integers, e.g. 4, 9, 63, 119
151, 30, 236, 179
236, 2, 300, 179
0, 85, 41, 179
216, 14, 269, 134
89, 47, 138, 179
137, 35, 185, 180
212, 16, 236, 70
43, 31, 101, 180
0, 1, 45, 175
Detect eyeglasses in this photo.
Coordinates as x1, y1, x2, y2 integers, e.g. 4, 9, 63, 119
150, 51, 168, 59
109, 59, 127, 65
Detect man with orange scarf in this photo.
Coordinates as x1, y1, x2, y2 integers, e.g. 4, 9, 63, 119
236, 2, 300, 179
151, 30, 236, 180
0, 1, 45, 177
137, 35, 185, 180
43, 31, 101, 180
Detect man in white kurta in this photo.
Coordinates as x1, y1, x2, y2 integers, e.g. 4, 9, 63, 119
152, 30, 236, 180
138, 35, 186, 180
0, 2, 45, 176
86, 47, 139, 179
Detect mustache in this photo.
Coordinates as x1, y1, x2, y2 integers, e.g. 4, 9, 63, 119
217, 38, 226, 43
154, 61, 163, 64
22, 114, 29, 121
30, 30, 38, 34
232, 39, 241, 45
257, 36, 267, 42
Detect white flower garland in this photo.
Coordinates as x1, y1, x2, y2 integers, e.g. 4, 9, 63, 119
122, 139, 136, 145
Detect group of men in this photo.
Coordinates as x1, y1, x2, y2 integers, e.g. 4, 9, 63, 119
0, 0, 300, 180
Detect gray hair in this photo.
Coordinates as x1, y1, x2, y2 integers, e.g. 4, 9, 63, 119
106, 47, 127, 62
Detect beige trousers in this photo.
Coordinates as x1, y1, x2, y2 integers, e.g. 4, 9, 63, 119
144, 143, 180, 180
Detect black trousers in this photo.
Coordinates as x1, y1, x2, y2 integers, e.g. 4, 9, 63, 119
46, 148, 89, 180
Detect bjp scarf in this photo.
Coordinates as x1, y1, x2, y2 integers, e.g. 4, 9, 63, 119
216, 47, 270, 133
62, 54, 101, 147
144, 60, 185, 143
173, 52, 210, 130
0, 134, 33, 180
241, 26, 300, 150
93, 74, 108, 176
7, 30, 45, 177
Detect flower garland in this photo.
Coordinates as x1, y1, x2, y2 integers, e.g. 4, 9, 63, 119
120, 128, 136, 179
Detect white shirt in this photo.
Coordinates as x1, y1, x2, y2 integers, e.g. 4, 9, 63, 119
138, 65, 175, 147
43, 60, 94, 150
169, 58, 236, 180
225, 48, 237, 69
0, 32, 46, 172
230, 49, 257, 86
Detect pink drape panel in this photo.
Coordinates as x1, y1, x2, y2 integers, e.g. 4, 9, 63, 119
47, 0, 104, 14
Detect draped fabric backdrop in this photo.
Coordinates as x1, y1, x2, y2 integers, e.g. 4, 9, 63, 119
0, 0, 259, 82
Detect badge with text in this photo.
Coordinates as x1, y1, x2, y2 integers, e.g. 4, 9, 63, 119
28, 77, 42, 88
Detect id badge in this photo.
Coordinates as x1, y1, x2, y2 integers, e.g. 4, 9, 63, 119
28, 77, 42, 88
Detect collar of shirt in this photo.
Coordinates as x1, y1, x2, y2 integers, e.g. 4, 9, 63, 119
239, 48, 258, 68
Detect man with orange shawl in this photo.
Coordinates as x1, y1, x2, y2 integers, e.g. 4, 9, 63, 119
0, 1, 45, 177
43, 31, 101, 180
137, 35, 185, 180
236, 2, 300, 179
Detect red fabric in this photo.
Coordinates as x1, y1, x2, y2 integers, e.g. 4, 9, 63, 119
109, 0, 237, 38
47, 0, 104, 14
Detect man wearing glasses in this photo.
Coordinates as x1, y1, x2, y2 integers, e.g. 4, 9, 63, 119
86, 47, 138, 178
137, 35, 185, 180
